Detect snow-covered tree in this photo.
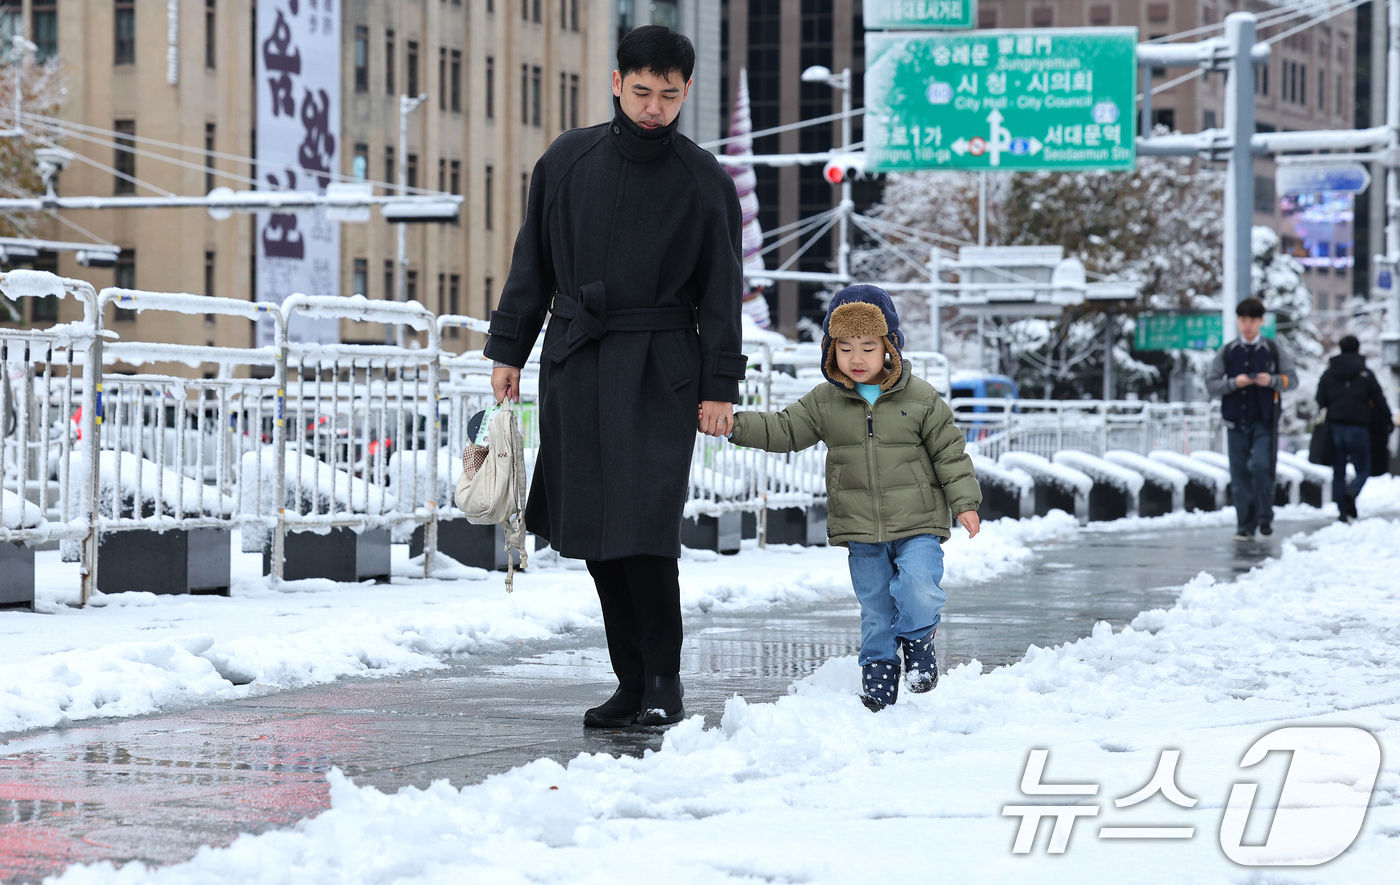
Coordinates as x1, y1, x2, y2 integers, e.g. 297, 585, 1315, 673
0, 49, 65, 237
855, 154, 1224, 398
1250, 225, 1326, 434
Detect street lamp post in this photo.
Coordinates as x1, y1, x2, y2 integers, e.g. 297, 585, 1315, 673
801, 65, 852, 281
395, 92, 428, 346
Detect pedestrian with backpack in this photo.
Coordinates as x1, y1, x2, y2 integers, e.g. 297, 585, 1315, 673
726, 286, 982, 711
1316, 335, 1392, 522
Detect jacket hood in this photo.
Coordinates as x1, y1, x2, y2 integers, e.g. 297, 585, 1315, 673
821, 284, 905, 391
609, 96, 680, 163
1328, 352, 1367, 378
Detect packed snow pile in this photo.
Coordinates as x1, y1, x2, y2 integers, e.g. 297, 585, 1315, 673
48, 507, 1400, 884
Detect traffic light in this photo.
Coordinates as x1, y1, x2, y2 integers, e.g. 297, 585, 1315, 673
822, 153, 867, 185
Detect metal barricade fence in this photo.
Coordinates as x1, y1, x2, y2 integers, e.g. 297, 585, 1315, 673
91, 288, 288, 603
957, 398, 1224, 461
275, 295, 440, 578
2, 275, 1238, 603
0, 273, 100, 590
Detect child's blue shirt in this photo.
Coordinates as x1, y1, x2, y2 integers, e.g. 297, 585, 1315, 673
855, 382, 882, 406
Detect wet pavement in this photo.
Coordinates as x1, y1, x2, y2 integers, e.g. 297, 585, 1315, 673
0, 516, 1339, 882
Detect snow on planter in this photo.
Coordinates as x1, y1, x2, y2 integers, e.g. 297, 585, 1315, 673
970, 453, 1034, 521
62, 450, 236, 520
238, 448, 399, 550
1193, 449, 1302, 506
1053, 451, 1145, 495
1104, 450, 1187, 516
0, 489, 44, 530
999, 451, 1091, 524
1149, 450, 1230, 511
1054, 451, 1143, 521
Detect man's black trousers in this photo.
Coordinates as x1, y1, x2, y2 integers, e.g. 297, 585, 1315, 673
585, 555, 682, 690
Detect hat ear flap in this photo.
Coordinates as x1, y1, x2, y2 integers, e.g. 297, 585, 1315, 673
824, 335, 856, 389
879, 337, 903, 391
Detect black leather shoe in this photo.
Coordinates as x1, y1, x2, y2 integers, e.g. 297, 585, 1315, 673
583, 685, 643, 728
634, 675, 685, 727
1259, 523, 1273, 537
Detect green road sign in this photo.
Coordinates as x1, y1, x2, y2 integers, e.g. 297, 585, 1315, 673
1134, 312, 1277, 351
864, 0, 975, 30
865, 28, 1138, 172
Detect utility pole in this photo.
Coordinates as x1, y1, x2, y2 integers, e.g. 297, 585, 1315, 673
1384, 0, 1400, 381
1221, 12, 1257, 343
396, 92, 428, 347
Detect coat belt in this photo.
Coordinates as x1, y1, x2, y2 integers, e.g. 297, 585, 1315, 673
544, 282, 696, 363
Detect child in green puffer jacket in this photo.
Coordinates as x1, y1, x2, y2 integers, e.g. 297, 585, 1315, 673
727, 284, 981, 711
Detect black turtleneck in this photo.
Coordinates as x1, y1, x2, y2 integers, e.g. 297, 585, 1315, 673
482, 90, 746, 560
608, 96, 679, 163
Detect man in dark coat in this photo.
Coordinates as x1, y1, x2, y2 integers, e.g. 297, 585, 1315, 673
1316, 335, 1392, 521
483, 26, 745, 728
1206, 297, 1295, 540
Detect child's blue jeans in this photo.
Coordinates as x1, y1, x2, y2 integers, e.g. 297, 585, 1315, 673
846, 534, 945, 666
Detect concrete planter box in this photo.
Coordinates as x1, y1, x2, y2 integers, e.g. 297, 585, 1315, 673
268, 527, 390, 583
410, 520, 520, 571
765, 504, 827, 546
682, 512, 741, 554
0, 541, 35, 611
98, 528, 231, 596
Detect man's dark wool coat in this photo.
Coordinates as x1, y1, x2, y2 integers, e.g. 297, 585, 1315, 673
483, 102, 746, 561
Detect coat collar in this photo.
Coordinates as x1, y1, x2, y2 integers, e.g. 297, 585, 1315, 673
609, 97, 679, 163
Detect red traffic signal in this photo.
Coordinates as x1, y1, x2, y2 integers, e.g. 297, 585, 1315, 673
822, 153, 866, 185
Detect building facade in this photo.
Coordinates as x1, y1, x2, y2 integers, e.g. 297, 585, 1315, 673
0, 0, 615, 360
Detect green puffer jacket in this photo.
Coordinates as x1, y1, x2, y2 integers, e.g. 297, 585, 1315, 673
729, 364, 981, 546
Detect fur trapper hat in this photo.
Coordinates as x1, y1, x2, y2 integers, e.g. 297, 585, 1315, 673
821, 284, 904, 391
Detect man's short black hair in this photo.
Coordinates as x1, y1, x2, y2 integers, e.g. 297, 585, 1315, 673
1340, 334, 1360, 353
1235, 297, 1266, 318
617, 25, 695, 84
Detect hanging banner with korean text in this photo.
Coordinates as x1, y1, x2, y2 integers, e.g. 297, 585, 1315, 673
255, 0, 340, 346
865, 28, 1138, 173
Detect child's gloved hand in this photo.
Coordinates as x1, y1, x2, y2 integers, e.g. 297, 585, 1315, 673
956, 509, 980, 539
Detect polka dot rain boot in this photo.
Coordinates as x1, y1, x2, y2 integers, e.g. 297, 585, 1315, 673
901, 628, 939, 693
861, 660, 901, 711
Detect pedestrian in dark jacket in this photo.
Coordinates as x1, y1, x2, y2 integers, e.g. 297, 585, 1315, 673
728, 285, 982, 712
1316, 335, 1392, 521
1205, 298, 1295, 540
484, 26, 745, 729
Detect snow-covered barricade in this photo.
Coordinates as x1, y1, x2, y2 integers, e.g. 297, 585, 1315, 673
1053, 450, 1143, 521
970, 453, 1034, 521
1000, 451, 1091, 524
1104, 450, 1187, 515
1149, 450, 1229, 511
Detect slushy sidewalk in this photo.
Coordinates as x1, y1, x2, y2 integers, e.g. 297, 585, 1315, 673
32, 478, 1400, 884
